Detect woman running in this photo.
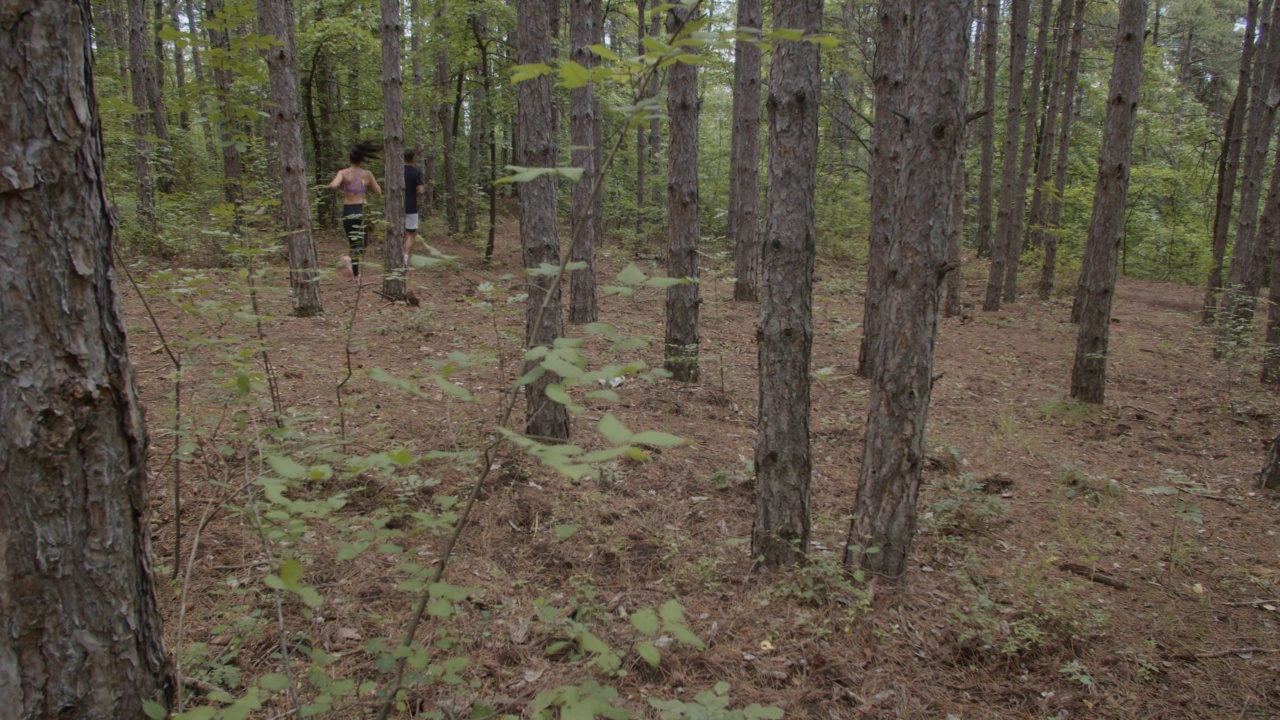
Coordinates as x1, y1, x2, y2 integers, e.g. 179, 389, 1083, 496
327, 141, 383, 278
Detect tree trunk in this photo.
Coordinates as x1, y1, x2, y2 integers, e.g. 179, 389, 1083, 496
169, 0, 189, 129
664, 6, 701, 382
518, 0, 571, 441
1069, 0, 1146, 404
857, 0, 908, 378
1260, 430, 1280, 488
260, 0, 323, 316
438, 53, 460, 234
382, 0, 407, 301
127, 0, 157, 232
465, 58, 483, 234
635, 0, 647, 240
1039, 0, 1086, 300
1003, 0, 1052, 301
728, 0, 763, 302
946, 14, 972, 320
206, 0, 244, 208
0, 1, 174, 713
1255, 138, 1280, 382
974, 0, 999, 258
569, 0, 602, 323
146, 0, 173, 192
752, 0, 821, 570
1027, 0, 1074, 253
983, 0, 1030, 311
846, 0, 969, 577
1204, 0, 1259, 322
647, 0, 661, 205
109, 0, 132, 82
473, 16, 499, 260
1216, 0, 1280, 332
411, 0, 426, 206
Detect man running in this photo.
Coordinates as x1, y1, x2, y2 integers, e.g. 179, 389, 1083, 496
403, 150, 426, 265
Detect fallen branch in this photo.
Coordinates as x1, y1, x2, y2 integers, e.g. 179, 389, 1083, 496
182, 677, 221, 695
1170, 647, 1280, 661
1057, 562, 1129, 590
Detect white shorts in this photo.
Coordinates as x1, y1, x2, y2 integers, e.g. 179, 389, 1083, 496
405, 213, 419, 232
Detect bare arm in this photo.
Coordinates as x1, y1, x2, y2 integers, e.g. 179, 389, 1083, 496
368, 172, 382, 196
327, 170, 344, 189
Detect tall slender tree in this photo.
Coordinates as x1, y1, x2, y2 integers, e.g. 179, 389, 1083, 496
437, 49, 460, 234
169, 0, 190, 130
518, 0, 571, 440
974, 0, 999, 258
635, 0, 648, 239
1203, 0, 1260, 321
1003, 0, 1052, 301
1038, 0, 1085, 299
729, 0, 763, 302
206, 0, 244, 208
127, 0, 157, 232
983, 0, 1030, 311
569, 0, 602, 323
382, 0, 408, 301
1, 0, 173, 712
846, 0, 969, 576
753, 0, 822, 569
260, 0, 323, 316
664, 4, 702, 382
1027, 0, 1074, 252
857, 0, 908, 378
1070, 0, 1147, 403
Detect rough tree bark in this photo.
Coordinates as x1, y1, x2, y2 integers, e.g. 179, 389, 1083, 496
974, 0, 999, 258
635, 0, 647, 239
983, 0, 1030, 311
382, 0, 407, 301
518, 0, 571, 440
1214, 0, 1280, 331
127, 0, 157, 232
752, 0, 821, 570
728, 0, 763, 302
144, 0, 173, 192
664, 5, 702, 382
260, 0, 323, 316
1255, 138, 1280, 382
1203, 0, 1260, 322
465, 35, 483, 236
438, 52, 459, 234
169, 0, 189, 129
1027, 0, 1074, 253
856, 0, 908, 378
569, 0, 602, 323
411, 0, 426, 203
1038, 0, 1086, 299
0, 1, 174, 713
846, 0, 969, 577
1069, 0, 1146, 404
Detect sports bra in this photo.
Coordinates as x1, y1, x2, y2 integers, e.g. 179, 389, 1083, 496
343, 170, 366, 195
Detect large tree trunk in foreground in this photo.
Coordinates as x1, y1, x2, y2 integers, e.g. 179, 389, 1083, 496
382, 0, 407, 300
728, 0, 763, 302
1203, 0, 1259, 322
569, 0, 601, 323
983, 0, 1030, 311
846, 0, 969, 577
518, 0, 570, 440
1038, 0, 1086, 300
664, 6, 702, 382
1070, 0, 1146, 404
752, 0, 821, 570
260, 0, 323, 316
0, 1, 173, 713
857, 0, 908, 378
974, 0, 999, 258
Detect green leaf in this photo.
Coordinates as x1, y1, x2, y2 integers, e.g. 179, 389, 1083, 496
630, 607, 660, 636
586, 389, 621, 402
433, 375, 476, 402
630, 430, 690, 448
559, 60, 591, 88
807, 34, 840, 48
659, 599, 687, 625
259, 673, 292, 691
263, 574, 286, 591
427, 597, 454, 617
555, 524, 580, 539
745, 706, 785, 719
496, 166, 556, 185
767, 28, 805, 41
714, 682, 730, 695
266, 454, 306, 479
579, 630, 612, 655
589, 43, 621, 60
616, 263, 648, 286
635, 641, 661, 667
143, 700, 167, 720
598, 413, 633, 444
558, 166, 585, 182
510, 62, 553, 82
157, 26, 184, 41
279, 557, 303, 589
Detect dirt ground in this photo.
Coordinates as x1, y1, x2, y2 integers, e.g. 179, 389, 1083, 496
123, 220, 1280, 719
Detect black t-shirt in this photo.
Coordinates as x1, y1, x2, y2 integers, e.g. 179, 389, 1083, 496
404, 165, 424, 215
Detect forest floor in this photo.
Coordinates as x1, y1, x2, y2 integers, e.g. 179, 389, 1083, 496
122, 217, 1280, 719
